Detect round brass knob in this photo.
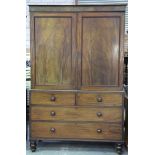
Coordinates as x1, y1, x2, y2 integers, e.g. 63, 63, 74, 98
97, 112, 102, 117
97, 129, 102, 133
50, 128, 56, 133
51, 96, 56, 101
97, 97, 102, 102
50, 111, 56, 116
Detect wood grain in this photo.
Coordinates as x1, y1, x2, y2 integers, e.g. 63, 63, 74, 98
31, 13, 76, 89
31, 107, 122, 122
31, 91, 75, 105
77, 93, 122, 106
35, 17, 71, 85
81, 14, 120, 87
31, 122, 122, 140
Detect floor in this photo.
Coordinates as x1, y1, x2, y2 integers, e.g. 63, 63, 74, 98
26, 141, 128, 155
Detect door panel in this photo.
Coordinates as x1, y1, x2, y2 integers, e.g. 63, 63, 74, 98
78, 13, 124, 90
31, 12, 124, 90
31, 13, 76, 89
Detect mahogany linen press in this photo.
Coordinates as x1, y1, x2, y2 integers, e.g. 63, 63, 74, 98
29, 4, 126, 154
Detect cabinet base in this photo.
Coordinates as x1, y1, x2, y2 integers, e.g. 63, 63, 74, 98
29, 140, 124, 154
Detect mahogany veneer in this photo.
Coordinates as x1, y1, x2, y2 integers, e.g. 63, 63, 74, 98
29, 5, 126, 154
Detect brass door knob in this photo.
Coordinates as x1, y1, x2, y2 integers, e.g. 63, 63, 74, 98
97, 97, 102, 102
97, 129, 102, 133
50, 111, 56, 116
50, 128, 56, 133
97, 112, 102, 117
51, 96, 56, 101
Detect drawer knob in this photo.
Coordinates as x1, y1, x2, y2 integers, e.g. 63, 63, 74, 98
50, 128, 56, 133
51, 96, 56, 101
97, 97, 102, 102
97, 112, 102, 117
50, 111, 56, 116
97, 129, 102, 133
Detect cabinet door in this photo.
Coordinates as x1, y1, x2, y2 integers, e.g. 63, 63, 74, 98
77, 12, 124, 91
31, 13, 76, 89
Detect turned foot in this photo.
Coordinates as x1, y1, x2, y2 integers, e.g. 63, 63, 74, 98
30, 141, 37, 152
115, 143, 123, 155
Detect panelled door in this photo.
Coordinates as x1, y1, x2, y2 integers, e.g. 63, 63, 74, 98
77, 12, 124, 91
31, 13, 76, 89
31, 12, 124, 91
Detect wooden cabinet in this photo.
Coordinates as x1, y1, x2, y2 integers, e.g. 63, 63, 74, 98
29, 5, 126, 154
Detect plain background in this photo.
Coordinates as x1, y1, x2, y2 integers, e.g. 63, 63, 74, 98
0, 0, 155, 154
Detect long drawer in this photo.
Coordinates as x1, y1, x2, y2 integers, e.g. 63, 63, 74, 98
77, 93, 123, 106
31, 91, 75, 105
31, 122, 122, 140
31, 107, 122, 122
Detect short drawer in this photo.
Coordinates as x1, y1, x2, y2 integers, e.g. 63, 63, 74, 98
31, 91, 75, 105
31, 107, 122, 122
77, 93, 122, 106
31, 122, 122, 140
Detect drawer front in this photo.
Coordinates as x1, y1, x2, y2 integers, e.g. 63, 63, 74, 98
77, 93, 122, 106
31, 107, 122, 122
31, 122, 122, 140
31, 91, 75, 105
